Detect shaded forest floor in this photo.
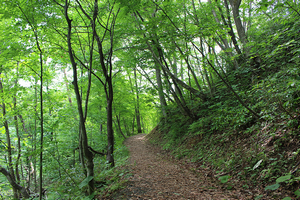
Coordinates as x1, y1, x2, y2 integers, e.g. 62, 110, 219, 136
106, 134, 253, 199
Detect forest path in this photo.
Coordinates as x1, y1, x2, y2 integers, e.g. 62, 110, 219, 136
111, 134, 251, 200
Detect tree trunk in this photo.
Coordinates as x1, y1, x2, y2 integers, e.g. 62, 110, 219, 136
227, 0, 248, 56
147, 39, 207, 101
162, 68, 196, 120
115, 114, 126, 139
192, 43, 260, 119
64, 2, 95, 194
138, 67, 173, 103
106, 90, 115, 167
33, 78, 38, 193
134, 68, 142, 133
89, 0, 116, 168
132, 116, 135, 134
123, 117, 130, 136
54, 132, 62, 178
0, 76, 18, 199
14, 98, 21, 185
173, 41, 202, 91
38, 39, 44, 200
155, 64, 168, 117
78, 126, 86, 174
63, 68, 73, 106
0, 166, 30, 198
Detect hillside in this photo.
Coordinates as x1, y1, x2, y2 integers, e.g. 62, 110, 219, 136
146, 121, 299, 199
143, 10, 300, 199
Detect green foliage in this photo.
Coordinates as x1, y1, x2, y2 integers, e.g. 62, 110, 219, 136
294, 189, 300, 198
1, 0, 299, 198
276, 175, 292, 183
264, 173, 300, 199
255, 195, 264, 200
282, 197, 292, 200
79, 176, 94, 189
218, 175, 231, 184
265, 183, 280, 191
147, 4, 300, 197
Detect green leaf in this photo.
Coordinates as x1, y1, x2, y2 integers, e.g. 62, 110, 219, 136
276, 175, 291, 183
294, 189, 300, 197
218, 175, 231, 183
265, 183, 280, 191
79, 176, 94, 189
282, 197, 291, 200
293, 176, 300, 181
84, 192, 96, 200
255, 195, 264, 200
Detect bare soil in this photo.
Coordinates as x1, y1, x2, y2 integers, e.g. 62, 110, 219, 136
109, 134, 254, 200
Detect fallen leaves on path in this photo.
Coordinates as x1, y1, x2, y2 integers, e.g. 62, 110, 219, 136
109, 134, 253, 199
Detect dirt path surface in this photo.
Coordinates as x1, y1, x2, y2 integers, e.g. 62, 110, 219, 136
112, 134, 252, 199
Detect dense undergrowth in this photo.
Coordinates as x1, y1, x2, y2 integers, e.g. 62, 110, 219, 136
51, 142, 130, 200
28, 139, 129, 200
147, 18, 300, 200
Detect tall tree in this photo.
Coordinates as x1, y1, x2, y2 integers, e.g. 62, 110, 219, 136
0, 72, 18, 199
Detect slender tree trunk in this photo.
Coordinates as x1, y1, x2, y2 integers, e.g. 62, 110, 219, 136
162, 69, 196, 120
37, 35, 44, 200
99, 106, 103, 135
100, 124, 103, 135
147, 39, 207, 100
79, 68, 87, 175
54, 132, 61, 178
18, 115, 27, 188
79, 124, 86, 175
199, 39, 214, 96
89, 0, 117, 168
223, 0, 243, 57
155, 41, 196, 120
208, 0, 231, 51
25, 157, 31, 191
155, 64, 167, 117
63, 68, 73, 106
132, 116, 135, 134
12, 68, 21, 189
134, 68, 142, 133
173, 41, 202, 91
192, 43, 260, 119
115, 114, 126, 139
14, 97, 21, 185
227, 0, 248, 56
0, 75, 18, 199
123, 117, 129, 136
18, 5, 44, 197
106, 91, 115, 167
134, 11, 206, 101
65, 2, 95, 194
141, 116, 146, 133
33, 79, 37, 193
138, 67, 173, 103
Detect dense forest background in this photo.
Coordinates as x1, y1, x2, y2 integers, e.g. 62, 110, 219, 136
0, 0, 299, 199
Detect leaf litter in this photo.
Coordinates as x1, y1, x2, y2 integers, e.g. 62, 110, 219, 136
107, 134, 254, 199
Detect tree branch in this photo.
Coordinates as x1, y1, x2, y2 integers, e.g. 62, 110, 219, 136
0, 166, 30, 198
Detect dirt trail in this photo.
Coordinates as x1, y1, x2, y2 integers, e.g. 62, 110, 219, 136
112, 134, 252, 199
